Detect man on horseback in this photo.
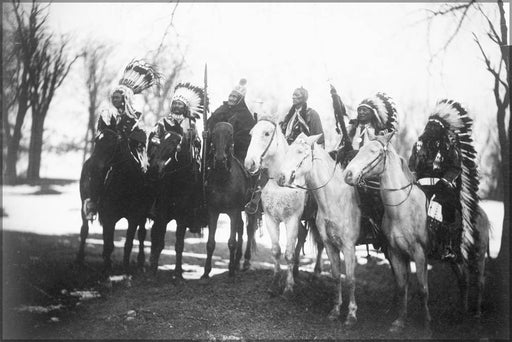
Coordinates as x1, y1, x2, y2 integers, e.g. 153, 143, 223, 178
148, 82, 205, 232
409, 99, 479, 261
245, 86, 325, 214
336, 92, 399, 250
205, 79, 256, 163
83, 60, 161, 220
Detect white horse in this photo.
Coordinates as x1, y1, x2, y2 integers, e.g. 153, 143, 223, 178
245, 119, 323, 297
276, 133, 361, 326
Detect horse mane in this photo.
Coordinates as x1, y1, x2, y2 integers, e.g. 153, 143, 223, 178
428, 99, 479, 259
399, 154, 416, 183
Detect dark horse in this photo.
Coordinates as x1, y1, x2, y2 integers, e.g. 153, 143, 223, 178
77, 128, 150, 273
201, 122, 258, 279
147, 123, 205, 279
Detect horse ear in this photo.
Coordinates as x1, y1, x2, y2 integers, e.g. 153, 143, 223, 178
295, 132, 308, 143
384, 130, 395, 144
307, 134, 323, 147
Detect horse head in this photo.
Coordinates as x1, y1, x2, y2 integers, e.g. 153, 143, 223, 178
244, 119, 281, 175
91, 128, 121, 170
277, 133, 322, 188
344, 131, 394, 186
211, 122, 234, 172
147, 130, 184, 178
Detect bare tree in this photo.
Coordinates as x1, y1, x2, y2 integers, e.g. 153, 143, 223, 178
81, 40, 115, 163
426, 0, 510, 323
3, 0, 42, 184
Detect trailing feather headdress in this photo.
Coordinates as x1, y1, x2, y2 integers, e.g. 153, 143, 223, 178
171, 82, 208, 119
357, 92, 399, 132
427, 99, 479, 261
109, 60, 162, 120
118, 59, 162, 94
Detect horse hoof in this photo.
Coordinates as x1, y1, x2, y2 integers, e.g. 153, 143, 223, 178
199, 275, 210, 285
328, 310, 340, 321
343, 316, 357, 327
389, 321, 405, 334
267, 287, 279, 297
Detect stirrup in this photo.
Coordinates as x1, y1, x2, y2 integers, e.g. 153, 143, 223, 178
244, 200, 259, 215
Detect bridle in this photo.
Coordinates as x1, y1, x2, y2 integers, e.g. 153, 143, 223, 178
285, 144, 338, 191
255, 119, 277, 171
356, 139, 414, 207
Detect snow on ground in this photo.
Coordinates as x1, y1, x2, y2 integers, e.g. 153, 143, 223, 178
2, 182, 505, 259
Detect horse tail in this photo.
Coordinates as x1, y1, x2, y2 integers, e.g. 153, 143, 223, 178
247, 213, 258, 255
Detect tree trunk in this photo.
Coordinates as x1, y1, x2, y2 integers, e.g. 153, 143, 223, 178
4, 96, 29, 184
26, 111, 46, 181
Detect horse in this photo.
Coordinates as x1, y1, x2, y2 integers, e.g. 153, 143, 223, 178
344, 131, 490, 332
201, 122, 258, 279
77, 128, 149, 274
147, 123, 205, 279
244, 118, 324, 297
276, 133, 361, 326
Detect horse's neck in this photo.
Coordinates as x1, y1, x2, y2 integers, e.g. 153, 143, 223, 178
380, 150, 409, 201
307, 148, 356, 215
265, 130, 288, 178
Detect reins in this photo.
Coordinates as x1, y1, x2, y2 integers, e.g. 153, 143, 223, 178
288, 147, 339, 191
356, 139, 414, 207
257, 119, 277, 168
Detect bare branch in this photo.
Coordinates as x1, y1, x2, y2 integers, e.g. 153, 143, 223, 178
154, 1, 180, 58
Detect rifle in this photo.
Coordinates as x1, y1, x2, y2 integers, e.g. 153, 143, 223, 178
330, 84, 351, 151
201, 64, 209, 205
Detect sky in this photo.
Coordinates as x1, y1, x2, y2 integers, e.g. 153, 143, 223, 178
6, 1, 510, 179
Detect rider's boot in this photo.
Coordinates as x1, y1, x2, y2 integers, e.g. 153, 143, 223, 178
244, 170, 269, 216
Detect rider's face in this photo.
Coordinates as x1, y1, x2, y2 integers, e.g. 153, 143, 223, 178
292, 90, 305, 106
111, 92, 125, 110
171, 100, 187, 115
357, 107, 374, 124
228, 91, 241, 106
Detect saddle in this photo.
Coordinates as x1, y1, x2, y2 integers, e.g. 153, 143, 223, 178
355, 182, 387, 251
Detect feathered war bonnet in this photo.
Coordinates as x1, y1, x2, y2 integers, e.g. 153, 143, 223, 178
426, 99, 479, 261
231, 78, 248, 97
171, 83, 208, 119
110, 59, 162, 119
357, 92, 399, 132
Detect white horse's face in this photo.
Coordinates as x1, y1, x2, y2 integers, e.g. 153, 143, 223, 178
244, 120, 278, 174
344, 133, 392, 185
277, 137, 313, 188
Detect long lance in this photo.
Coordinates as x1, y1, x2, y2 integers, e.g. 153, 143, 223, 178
330, 84, 352, 151
201, 64, 209, 205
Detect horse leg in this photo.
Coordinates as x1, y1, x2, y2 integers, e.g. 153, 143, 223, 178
311, 221, 324, 276
283, 217, 300, 298
174, 221, 187, 280
413, 246, 431, 331
450, 261, 469, 314
102, 220, 116, 274
388, 248, 410, 333
201, 210, 219, 280
76, 213, 89, 264
243, 213, 257, 271
265, 216, 282, 297
149, 218, 167, 275
293, 221, 308, 277
137, 221, 147, 271
475, 253, 486, 318
123, 219, 138, 274
226, 210, 242, 277
342, 244, 358, 327
234, 211, 244, 273
323, 241, 343, 321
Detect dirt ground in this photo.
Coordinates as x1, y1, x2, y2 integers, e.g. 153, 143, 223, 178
2, 224, 509, 341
